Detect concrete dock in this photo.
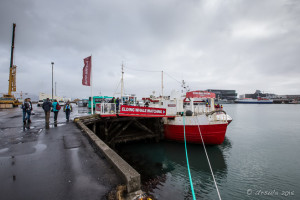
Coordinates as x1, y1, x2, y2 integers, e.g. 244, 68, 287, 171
0, 105, 122, 200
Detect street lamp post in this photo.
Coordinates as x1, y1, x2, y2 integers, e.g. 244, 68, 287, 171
51, 62, 54, 101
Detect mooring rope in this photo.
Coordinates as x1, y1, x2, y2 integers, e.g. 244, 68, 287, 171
183, 115, 197, 200
195, 117, 222, 200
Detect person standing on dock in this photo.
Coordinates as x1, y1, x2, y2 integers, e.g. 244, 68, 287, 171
27, 98, 33, 123
42, 98, 52, 126
21, 98, 30, 125
110, 97, 115, 103
63, 101, 72, 122
52, 99, 60, 123
109, 97, 116, 113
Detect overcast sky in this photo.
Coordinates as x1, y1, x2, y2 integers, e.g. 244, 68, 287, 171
1, 0, 300, 99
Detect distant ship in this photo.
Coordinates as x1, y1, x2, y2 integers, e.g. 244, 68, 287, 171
215, 99, 233, 104
235, 97, 273, 104
289, 100, 300, 104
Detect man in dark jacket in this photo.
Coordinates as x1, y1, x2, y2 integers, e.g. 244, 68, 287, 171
42, 98, 52, 126
27, 98, 33, 123
22, 98, 30, 125
116, 97, 120, 113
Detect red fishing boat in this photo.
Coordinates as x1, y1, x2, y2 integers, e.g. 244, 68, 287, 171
146, 90, 232, 145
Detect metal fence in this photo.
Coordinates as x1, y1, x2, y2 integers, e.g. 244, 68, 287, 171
184, 105, 214, 115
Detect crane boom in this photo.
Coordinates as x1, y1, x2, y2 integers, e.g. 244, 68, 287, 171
8, 23, 16, 96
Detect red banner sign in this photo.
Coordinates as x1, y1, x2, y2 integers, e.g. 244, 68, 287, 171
82, 56, 91, 86
120, 105, 166, 115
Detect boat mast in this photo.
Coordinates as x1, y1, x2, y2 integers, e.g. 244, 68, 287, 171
161, 70, 163, 100
121, 62, 124, 100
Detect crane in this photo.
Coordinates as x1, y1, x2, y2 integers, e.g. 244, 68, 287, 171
0, 23, 21, 108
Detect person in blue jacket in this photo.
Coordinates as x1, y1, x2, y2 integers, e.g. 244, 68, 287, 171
52, 99, 60, 123
63, 101, 72, 122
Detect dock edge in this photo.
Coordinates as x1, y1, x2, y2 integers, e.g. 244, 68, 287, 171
75, 117, 141, 193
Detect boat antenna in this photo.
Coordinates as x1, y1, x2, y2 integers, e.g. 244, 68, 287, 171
181, 80, 190, 94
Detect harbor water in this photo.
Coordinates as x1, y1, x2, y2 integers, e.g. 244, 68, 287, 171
118, 104, 300, 200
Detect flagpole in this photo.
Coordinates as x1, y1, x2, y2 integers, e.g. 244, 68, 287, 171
91, 54, 93, 114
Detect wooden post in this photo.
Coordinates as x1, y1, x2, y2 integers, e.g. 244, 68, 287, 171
104, 120, 108, 141
93, 122, 96, 133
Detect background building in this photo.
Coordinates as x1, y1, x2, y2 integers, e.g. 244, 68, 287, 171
206, 89, 237, 100
243, 90, 277, 99
39, 92, 70, 102
282, 95, 300, 100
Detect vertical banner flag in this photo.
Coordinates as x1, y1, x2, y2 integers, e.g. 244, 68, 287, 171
82, 56, 91, 86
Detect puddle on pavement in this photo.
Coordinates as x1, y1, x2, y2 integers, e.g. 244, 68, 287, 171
35, 119, 45, 122
0, 148, 9, 153
34, 143, 47, 152
50, 123, 66, 128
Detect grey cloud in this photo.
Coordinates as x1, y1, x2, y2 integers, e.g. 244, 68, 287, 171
1, 0, 300, 99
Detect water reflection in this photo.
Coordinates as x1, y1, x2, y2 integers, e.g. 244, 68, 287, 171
218, 137, 232, 152
118, 137, 232, 199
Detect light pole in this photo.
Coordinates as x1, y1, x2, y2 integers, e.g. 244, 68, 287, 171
51, 62, 54, 101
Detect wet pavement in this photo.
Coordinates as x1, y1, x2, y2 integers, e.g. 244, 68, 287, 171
0, 104, 122, 200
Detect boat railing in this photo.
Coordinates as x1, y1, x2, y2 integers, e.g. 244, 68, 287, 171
184, 105, 216, 115
95, 103, 116, 114
206, 110, 228, 122
95, 103, 154, 114
183, 105, 227, 122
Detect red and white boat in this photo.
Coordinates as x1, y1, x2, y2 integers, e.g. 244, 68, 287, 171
146, 90, 232, 145
95, 90, 232, 145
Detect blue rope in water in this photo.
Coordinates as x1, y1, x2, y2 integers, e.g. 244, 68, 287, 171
183, 115, 197, 200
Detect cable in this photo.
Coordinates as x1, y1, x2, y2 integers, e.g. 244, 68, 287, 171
195, 117, 222, 200
112, 79, 121, 97
164, 72, 182, 84
124, 65, 183, 85
124, 66, 161, 73
183, 115, 197, 200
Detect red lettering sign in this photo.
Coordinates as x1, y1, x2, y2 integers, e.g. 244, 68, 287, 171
120, 105, 166, 115
186, 90, 216, 98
